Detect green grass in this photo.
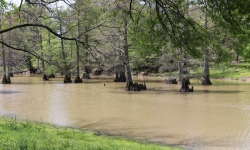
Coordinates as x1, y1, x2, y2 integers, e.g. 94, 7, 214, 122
0, 116, 179, 150
209, 63, 250, 79
187, 63, 250, 80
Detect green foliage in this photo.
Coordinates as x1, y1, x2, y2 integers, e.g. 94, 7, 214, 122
24, 55, 33, 69
0, 0, 6, 10
243, 46, 250, 59
45, 65, 58, 75
2, 0, 250, 77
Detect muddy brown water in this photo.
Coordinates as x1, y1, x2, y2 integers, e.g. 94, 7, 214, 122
1, 75, 250, 149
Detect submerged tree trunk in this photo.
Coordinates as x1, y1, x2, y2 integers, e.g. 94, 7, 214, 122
8, 42, 13, 77
123, 16, 133, 91
203, 48, 212, 85
82, 33, 91, 79
1, 34, 8, 84
180, 78, 193, 92
59, 19, 71, 83
178, 61, 183, 84
1, 19, 11, 84
74, 6, 83, 83
202, 0, 212, 85
47, 31, 55, 78
75, 41, 82, 83
40, 32, 48, 80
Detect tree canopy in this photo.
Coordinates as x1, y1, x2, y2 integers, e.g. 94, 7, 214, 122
0, 0, 249, 87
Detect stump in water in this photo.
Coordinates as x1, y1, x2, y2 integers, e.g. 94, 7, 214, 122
74, 75, 83, 83
82, 72, 90, 79
114, 73, 120, 82
2, 75, 11, 84
125, 81, 134, 91
64, 74, 72, 83
125, 82, 147, 91
48, 74, 55, 78
119, 72, 126, 82
179, 78, 193, 92
114, 72, 126, 82
8, 72, 14, 77
202, 78, 212, 85
43, 74, 49, 81
165, 78, 178, 84
140, 82, 147, 90
133, 82, 141, 91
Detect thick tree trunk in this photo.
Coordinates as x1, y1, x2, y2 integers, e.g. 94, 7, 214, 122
82, 33, 91, 79
178, 61, 183, 84
59, 20, 68, 81
75, 42, 82, 83
75, 8, 83, 83
203, 49, 212, 85
202, 0, 212, 85
8, 45, 13, 77
1, 20, 11, 84
43, 73, 49, 81
180, 78, 193, 92
123, 16, 133, 91
64, 72, 72, 83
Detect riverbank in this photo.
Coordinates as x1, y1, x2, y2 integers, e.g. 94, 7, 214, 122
147, 63, 250, 81
0, 116, 179, 150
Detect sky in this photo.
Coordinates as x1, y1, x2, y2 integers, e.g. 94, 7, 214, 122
6, 0, 20, 6
5, 0, 69, 8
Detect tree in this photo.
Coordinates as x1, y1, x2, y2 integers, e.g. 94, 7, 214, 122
197, 0, 250, 60
202, 0, 212, 85
1, 1, 11, 83
0, 1, 95, 82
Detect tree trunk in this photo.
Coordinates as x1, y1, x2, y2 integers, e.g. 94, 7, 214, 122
59, 20, 71, 83
8, 47, 13, 77
40, 35, 45, 71
236, 54, 239, 62
82, 32, 90, 79
75, 41, 82, 83
59, 20, 67, 76
8, 41, 13, 77
123, 16, 133, 91
178, 61, 183, 84
1, 19, 10, 84
75, 6, 82, 83
202, 0, 212, 85
203, 49, 212, 85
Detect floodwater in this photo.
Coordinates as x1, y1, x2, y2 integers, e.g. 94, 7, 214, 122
1, 75, 250, 150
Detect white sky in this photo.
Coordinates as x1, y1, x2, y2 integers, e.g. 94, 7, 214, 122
5, 0, 69, 8
6, 0, 21, 6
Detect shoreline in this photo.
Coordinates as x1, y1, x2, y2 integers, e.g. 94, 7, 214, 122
0, 115, 179, 150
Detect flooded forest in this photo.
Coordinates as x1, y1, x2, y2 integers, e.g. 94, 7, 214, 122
1, 0, 250, 149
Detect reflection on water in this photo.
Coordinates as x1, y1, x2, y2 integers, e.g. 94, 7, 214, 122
1, 75, 250, 149
0, 90, 21, 94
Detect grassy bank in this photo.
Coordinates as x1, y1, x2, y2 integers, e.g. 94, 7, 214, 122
209, 63, 250, 79
161, 63, 250, 80
0, 116, 179, 150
